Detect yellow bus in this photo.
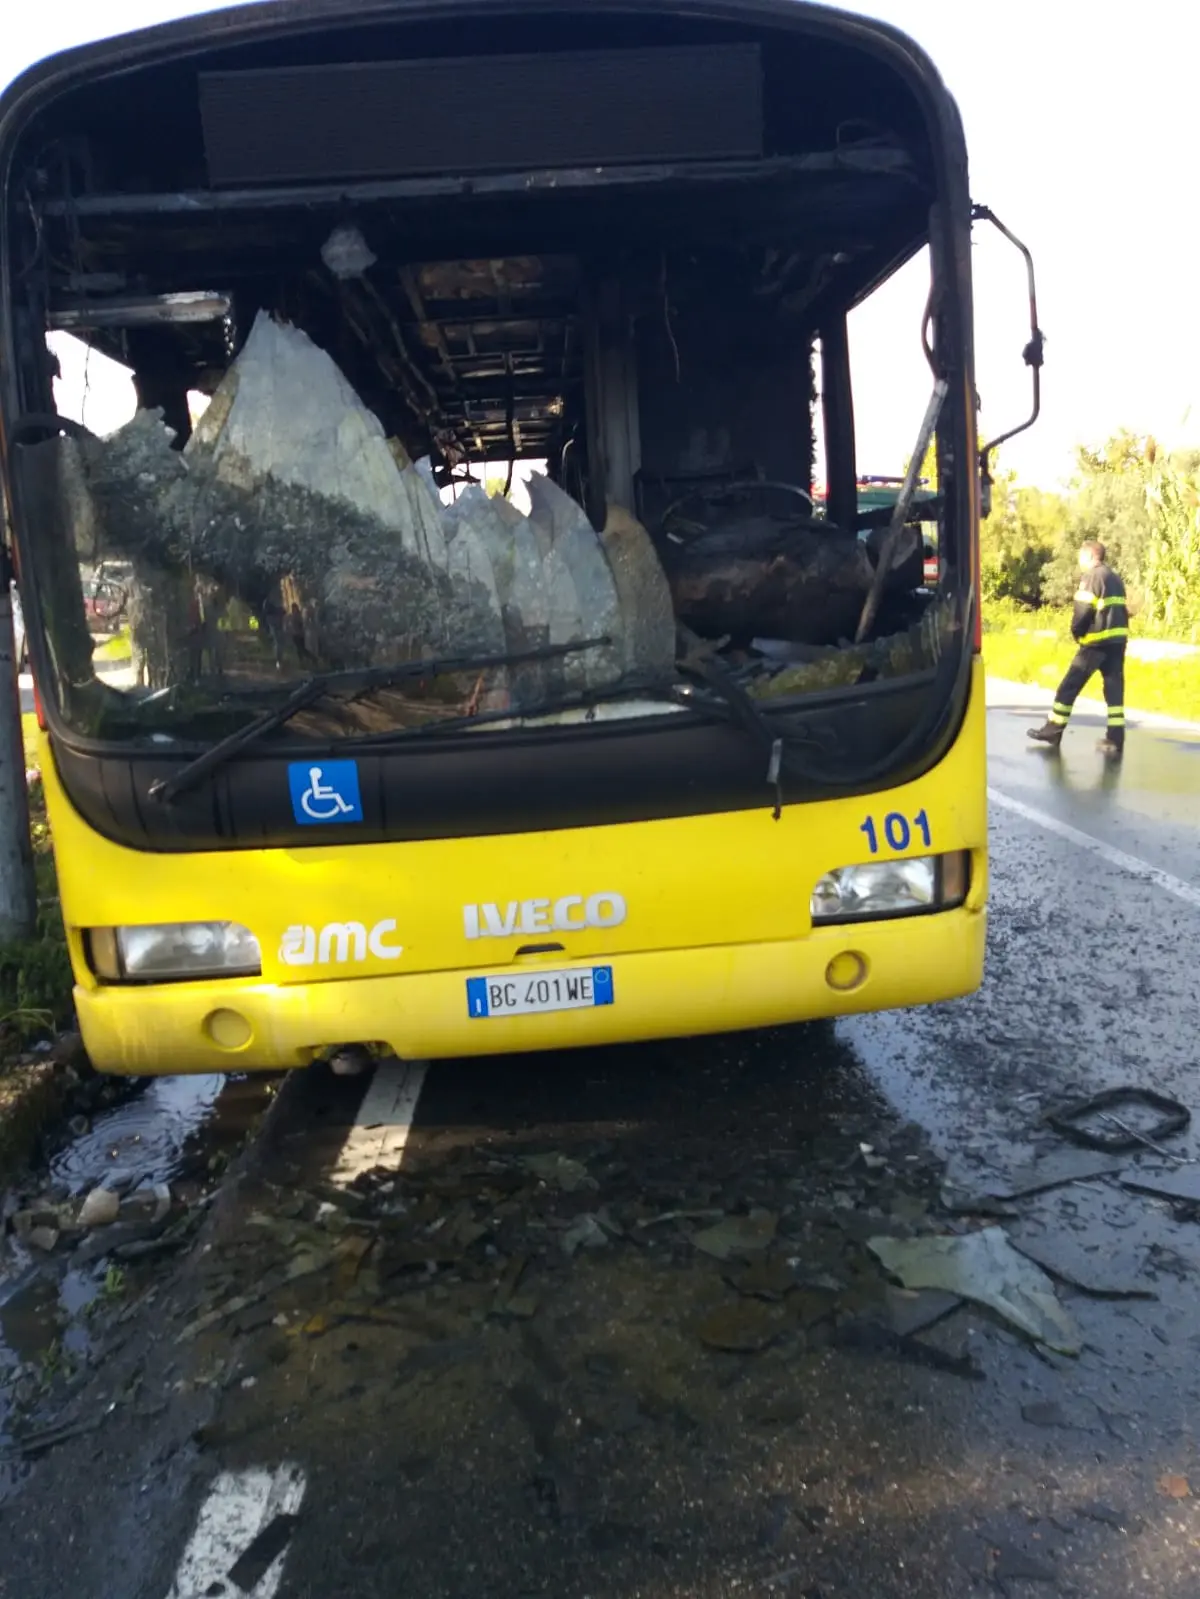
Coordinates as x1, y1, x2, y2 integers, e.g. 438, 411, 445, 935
0, 0, 1041, 1076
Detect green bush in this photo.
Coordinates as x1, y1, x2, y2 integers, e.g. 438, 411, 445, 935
0, 778, 73, 1049
978, 433, 1200, 640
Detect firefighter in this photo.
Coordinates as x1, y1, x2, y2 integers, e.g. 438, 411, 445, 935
1028, 540, 1128, 755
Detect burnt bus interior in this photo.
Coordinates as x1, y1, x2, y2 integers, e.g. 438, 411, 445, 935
0, 6, 978, 844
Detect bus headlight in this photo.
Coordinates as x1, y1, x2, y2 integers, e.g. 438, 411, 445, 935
87, 922, 261, 982
810, 853, 969, 923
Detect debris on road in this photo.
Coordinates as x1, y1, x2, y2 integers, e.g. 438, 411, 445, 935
561, 1214, 609, 1256
1120, 1165, 1200, 1206
982, 1539, 1057, 1585
77, 1186, 120, 1229
937, 1158, 1019, 1216
119, 1182, 173, 1226
884, 1286, 963, 1337
691, 1210, 778, 1261
519, 1154, 598, 1194
831, 1317, 984, 1380
997, 1149, 1128, 1199
10, 1204, 64, 1242
726, 1258, 798, 1302
226, 1511, 301, 1591
1020, 1400, 1076, 1429
1009, 1234, 1157, 1300
10, 1032, 1198, 1599
867, 1227, 1081, 1354
1156, 1473, 1192, 1500
1075, 1501, 1145, 1535
696, 1302, 786, 1353
1045, 1087, 1189, 1153
4, 1414, 105, 1460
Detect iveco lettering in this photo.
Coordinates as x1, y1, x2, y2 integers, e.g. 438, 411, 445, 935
464, 894, 627, 940
0, 0, 1042, 1074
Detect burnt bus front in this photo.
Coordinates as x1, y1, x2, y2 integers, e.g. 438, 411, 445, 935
0, 1, 990, 1075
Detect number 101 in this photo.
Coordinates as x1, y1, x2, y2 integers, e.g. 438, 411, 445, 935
859, 809, 932, 854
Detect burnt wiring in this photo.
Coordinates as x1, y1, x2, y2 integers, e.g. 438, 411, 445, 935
503, 355, 516, 496
660, 253, 681, 383
921, 282, 939, 377
17, 186, 47, 283
677, 647, 839, 822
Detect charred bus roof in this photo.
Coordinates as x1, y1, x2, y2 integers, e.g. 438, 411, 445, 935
0, 0, 965, 151
0, 1, 969, 457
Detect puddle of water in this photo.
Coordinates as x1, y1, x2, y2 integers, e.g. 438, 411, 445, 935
1, 1071, 279, 1473
0, 1263, 93, 1490
48, 1071, 277, 1195
49, 1075, 225, 1194
0, 1272, 66, 1366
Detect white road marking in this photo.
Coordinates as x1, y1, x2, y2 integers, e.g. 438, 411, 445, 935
166, 1464, 306, 1599
988, 787, 1200, 911
330, 1056, 428, 1183
166, 1069, 427, 1592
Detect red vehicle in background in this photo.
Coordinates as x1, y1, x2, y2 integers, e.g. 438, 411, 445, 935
81, 561, 132, 630
813, 475, 940, 586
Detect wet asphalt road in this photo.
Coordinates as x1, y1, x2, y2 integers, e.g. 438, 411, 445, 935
2, 686, 1200, 1599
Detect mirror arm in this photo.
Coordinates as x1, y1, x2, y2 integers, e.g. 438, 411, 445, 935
971, 204, 1045, 516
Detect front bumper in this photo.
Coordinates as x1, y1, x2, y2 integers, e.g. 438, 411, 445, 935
75, 906, 986, 1075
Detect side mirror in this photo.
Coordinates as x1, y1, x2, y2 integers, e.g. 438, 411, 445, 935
971, 205, 1044, 519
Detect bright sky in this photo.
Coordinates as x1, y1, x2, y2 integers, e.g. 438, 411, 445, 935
4, 1, 1198, 489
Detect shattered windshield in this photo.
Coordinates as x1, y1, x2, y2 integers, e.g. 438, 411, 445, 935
37, 311, 686, 743
17, 289, 957, 751
5, 27, 965, 753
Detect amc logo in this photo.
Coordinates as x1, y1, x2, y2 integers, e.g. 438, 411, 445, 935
279, 919, 403, 967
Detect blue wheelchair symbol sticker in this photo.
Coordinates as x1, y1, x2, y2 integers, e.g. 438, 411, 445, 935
288, 760, 363, 825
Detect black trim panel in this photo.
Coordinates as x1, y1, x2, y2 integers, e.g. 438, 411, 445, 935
48, 673, 964, 852
199, 45, 763, 185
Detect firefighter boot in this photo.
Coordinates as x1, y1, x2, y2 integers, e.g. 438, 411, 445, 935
1097, 731, 1125, 757
1027, 721, 1064, 748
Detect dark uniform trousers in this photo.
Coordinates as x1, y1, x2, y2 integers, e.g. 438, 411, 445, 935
1050, 643, 1126, 743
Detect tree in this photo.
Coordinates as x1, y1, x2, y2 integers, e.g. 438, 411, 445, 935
977, 441, 1069, 608
1041, 431, 1155, 607
1142, 450, 1200, 635
1039, 432, 1199, 633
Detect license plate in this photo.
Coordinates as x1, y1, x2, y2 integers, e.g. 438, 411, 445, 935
466, 966, 614, 1018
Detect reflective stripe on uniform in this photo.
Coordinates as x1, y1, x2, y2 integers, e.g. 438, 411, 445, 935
1079, 627, 1129, 644
1049, 706, 1071, 725
1092, 596, 1126, 611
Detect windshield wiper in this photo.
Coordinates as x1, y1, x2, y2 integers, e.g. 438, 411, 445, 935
148, 636, 611, 804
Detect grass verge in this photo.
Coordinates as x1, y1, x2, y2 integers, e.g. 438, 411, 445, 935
983, 604, 1200, 723
4, 715, 71, 1037
0, 715, 77, 1182
93, 628, 133, 664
